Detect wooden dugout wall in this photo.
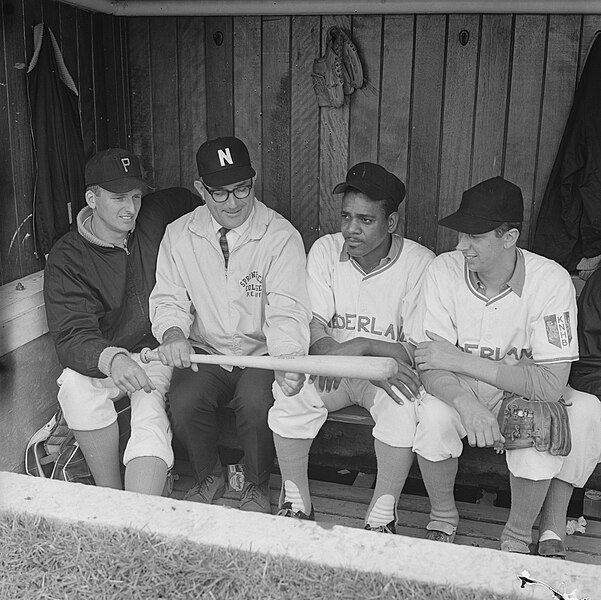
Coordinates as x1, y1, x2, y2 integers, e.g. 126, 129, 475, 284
3, 5, 601, 286
126, 13, 601, 255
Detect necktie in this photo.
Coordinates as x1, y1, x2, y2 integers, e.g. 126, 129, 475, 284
219, 227, 230, 268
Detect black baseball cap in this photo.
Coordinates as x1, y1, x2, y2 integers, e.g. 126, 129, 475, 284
332, 162, 406, 209
85, 148, 148, 193
196, 136, 256, 187
438, 176, 523, 234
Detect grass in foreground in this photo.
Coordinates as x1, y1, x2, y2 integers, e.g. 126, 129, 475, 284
0, 512, 519, 600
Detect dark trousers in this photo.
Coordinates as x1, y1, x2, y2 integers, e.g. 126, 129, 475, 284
167, 363, 275, 486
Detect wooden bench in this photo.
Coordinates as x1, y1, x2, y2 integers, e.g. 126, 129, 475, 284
211, 402, 601, 502
314, 405, 601, 491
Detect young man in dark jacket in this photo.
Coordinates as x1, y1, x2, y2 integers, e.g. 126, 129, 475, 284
44, 148, 199, 495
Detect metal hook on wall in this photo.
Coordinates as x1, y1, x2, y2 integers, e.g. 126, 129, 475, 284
213, 31, 224, 46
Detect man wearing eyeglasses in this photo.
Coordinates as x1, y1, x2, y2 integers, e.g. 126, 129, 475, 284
149, 136, 311, 513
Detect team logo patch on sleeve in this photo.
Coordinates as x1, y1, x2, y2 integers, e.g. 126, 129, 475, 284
544, 312, 573, 349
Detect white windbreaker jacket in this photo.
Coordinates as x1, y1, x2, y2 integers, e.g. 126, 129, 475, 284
150, 199, 311, 358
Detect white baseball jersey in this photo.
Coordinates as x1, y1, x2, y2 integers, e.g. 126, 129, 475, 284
404, 248, 579, 408
308, 232, 435, 345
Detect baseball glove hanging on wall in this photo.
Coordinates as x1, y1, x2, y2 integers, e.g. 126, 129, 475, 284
496, 392, 572, 456
312, 26, 364, 108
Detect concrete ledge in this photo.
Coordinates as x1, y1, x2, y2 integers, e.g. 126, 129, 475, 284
1, 472, 599, 599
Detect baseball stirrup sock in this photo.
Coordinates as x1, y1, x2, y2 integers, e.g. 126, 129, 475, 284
282, 480, 307, 514
417, 455, 459, 528
365, 441, 413, 526
273, 433, 312, 512
73, 421, 122, 489
539, 478, 574, 542
502, 475, 552, 546
125, 456, 169, 496
366, 494, 395, 528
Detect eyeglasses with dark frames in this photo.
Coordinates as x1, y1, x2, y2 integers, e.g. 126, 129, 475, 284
202, 182, 252, 203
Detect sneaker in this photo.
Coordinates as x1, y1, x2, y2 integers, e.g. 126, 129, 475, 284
277, 501, 315, 520
425, 529, 456, 543
183, 472, 226, 504
536, 539, 566, 559
239, 481, 271, 513
365, 520, 396, 534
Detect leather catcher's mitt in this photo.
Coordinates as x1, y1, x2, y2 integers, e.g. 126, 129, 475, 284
311, 26, 363, 108
497, 392, 572, 456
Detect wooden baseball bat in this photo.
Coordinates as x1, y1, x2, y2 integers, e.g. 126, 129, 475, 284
139, 348, 397, 380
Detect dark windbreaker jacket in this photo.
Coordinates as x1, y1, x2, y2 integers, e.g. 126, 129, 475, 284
44, 187, 199, 379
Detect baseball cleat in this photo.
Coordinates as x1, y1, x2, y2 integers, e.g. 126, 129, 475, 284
425, 529, 456, 543
277, 502, 315, 520
536, 539, 566, 559
364, 520, 396, 534
500, 539, 530, 554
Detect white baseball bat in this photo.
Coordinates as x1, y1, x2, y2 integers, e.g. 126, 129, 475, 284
139, 348, 397, 380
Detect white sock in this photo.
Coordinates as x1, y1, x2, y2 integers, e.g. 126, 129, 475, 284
538, 529, 562, 542
283, 480, 307, 514
366, 494, 395, 527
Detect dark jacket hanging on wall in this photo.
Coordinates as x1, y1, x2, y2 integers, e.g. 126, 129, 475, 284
27, 23, 86, 257
532, 35, 601, 272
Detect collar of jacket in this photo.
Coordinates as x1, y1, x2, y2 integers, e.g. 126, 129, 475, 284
188, 197, 271, 242
76, 205, 134, 249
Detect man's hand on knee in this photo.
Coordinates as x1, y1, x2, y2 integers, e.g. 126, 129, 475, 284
275, 370, 306, 396
110, 354, 156, 394
370, 360, 423, 404
455, 396, 504, 448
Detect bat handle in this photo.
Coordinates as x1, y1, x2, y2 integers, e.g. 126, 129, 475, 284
140, 347, 158, 364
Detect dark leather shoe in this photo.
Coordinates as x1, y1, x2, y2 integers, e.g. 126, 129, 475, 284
537, 539, 566, 559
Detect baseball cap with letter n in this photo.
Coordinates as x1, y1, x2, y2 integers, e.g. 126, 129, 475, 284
196, 136, 256, 187
332, 162, 406, 210
438, 176, 523, 234
85, 148, 148, 193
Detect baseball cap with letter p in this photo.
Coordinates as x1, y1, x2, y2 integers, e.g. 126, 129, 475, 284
438, 176, 523, 234
85, 148, 148, 193
196, 136, 256, 187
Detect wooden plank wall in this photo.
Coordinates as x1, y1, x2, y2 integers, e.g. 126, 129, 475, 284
0, 0, 128, 286
3, 10, 601, 288
126, 13, 601, 255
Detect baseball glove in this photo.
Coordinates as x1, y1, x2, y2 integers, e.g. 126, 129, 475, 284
311, 27, 363, 108
497, 392, 572, 456
337, 28, 363, 94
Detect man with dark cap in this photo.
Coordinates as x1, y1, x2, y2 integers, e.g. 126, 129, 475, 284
405, 176, 601, 557
44, 148, 199, 495
268, 162, 437, 531
149, 136, 311, 513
